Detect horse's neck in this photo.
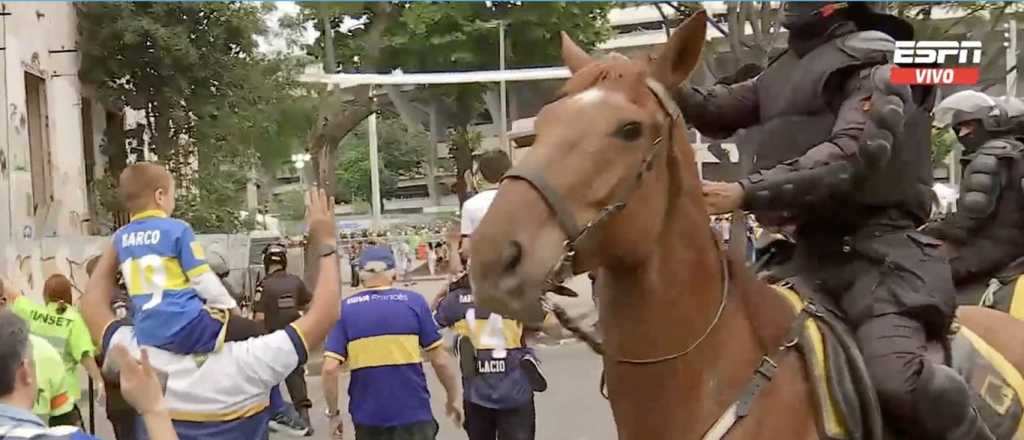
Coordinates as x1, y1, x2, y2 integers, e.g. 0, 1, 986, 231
600, 214, 794, 438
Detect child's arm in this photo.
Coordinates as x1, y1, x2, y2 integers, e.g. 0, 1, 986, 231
178, 224, 237, 310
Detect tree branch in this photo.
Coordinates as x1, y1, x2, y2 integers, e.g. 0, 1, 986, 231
654, 3, 672, 39
939, 5, 988, 37
662, 2, 751, 50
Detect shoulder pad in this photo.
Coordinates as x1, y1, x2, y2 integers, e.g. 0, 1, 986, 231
976, 138, 1024, 159
837, 31, 895, 60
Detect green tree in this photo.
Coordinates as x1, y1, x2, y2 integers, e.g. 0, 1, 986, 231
79, 3, 313, 233
78, 2, 269, 158
293, 2, 613, 201
932, 127, 958, 169
336, 114, 429, 203
271, 191, 307, 222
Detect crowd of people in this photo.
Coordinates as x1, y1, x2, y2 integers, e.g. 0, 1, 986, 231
0, 149, 551, 440
709, 214, 761, 262
342, 228, 459, 286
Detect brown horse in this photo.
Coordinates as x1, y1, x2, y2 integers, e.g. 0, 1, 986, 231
468, 11, 1024, 440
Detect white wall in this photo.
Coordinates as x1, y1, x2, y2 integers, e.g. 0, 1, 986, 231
1, 2, 91, 240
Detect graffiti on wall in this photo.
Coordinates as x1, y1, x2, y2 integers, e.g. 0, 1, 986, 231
1, 235, 253, 304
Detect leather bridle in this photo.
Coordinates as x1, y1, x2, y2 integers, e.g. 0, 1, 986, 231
501, 77, 730, 365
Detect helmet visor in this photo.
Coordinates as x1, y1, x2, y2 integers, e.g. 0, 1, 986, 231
934, 90, 996, 128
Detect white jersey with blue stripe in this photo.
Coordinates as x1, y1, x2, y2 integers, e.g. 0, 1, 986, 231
101, 321, 307, 440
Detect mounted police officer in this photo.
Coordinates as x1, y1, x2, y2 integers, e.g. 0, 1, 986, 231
254, 243, 314, 430
674, 3, 991, 439
925, 91, 1024, 302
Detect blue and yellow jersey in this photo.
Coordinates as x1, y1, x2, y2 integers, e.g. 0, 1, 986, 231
324, 288, 442, 428
434, 276, 534, 410
112, 210, 215, 349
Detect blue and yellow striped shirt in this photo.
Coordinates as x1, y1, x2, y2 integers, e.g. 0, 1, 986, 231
324, 288, 442, 428
113, 210, 213, 349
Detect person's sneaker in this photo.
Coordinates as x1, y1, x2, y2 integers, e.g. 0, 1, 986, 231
269, 405, 313, 437
520, 354, 548, 393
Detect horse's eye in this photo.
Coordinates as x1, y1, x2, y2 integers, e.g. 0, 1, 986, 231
615, 121, 644, 142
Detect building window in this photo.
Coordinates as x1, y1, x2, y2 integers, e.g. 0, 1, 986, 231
24, 72, 52, 215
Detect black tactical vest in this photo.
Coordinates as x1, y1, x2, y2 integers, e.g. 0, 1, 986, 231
960, 138, 1024, 258
747, 31, 934, 225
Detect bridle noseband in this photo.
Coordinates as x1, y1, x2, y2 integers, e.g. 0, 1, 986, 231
502, 77, 730, 365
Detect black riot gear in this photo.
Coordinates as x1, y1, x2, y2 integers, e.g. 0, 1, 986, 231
926, 92, 1024, 286
674, 6, 993, 438
934, 90, 1024, 154
782, 2, 853, 57
262, 242, 288, 271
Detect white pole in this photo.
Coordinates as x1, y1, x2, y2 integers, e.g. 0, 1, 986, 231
1008, 19, 1018, 96
695, 131, 704, 181
948, 145, 959, 197
499, 21, 510, 158
368, 94, 383, 231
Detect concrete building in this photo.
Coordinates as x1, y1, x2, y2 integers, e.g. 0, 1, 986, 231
0, 2, 110, 240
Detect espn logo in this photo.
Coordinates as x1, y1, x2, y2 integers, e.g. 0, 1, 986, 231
891, 41, 982, 85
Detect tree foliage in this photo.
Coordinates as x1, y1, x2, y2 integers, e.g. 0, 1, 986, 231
291, 2, 613, 200
336, 113, 429, 203
931, 127, 958, 169
79, 2, 313, 233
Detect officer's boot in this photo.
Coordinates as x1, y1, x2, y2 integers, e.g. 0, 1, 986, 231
913, 364, 995, 440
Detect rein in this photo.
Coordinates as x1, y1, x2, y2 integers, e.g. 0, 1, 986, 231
504, 78, 730, 365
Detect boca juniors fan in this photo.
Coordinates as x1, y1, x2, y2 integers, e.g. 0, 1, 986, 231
79, 189, 343, 440
321, 246, 462, 440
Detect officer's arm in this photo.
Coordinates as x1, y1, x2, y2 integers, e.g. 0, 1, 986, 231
941, 156, 1019, 281
922, 212, 975, 245
673, 78, 760, 140
738, 66, 901, 212
949, 237, 1024, 283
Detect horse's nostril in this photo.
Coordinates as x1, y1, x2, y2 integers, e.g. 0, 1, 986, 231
501, 240, 523, 273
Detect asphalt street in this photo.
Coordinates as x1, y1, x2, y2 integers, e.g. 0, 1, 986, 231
79, 275, 617, 439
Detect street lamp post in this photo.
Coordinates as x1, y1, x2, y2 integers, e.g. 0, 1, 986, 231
1006, 20, 1019, 96
291, 153, 312, 202
369, 102, 383, 231
483, 20, 510, 157
498, 20, 510, 159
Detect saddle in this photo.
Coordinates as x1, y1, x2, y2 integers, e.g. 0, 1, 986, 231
775, 281, 1024, 440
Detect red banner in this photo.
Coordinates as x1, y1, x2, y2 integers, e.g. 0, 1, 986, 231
890, 67, 980, 85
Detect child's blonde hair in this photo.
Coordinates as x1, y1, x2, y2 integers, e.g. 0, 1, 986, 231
118, 162, 173, 214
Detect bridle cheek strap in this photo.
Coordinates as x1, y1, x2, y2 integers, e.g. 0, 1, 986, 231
501, 167, 582, 242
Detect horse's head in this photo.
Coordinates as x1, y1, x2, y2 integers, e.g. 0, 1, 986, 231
469, 12, 708, 322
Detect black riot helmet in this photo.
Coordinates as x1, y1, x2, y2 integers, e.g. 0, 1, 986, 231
782, 2, 853, 57
782, 2, 914, 57
934, 90, 1024, 152
262, 242, 288, 272
782, 2, 849, 34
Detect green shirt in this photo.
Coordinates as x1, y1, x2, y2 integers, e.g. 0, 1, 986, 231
12, 297, 96, 401
30, 334, 74, 420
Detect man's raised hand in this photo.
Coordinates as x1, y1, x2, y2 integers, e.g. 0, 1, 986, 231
306, 187, 337, 245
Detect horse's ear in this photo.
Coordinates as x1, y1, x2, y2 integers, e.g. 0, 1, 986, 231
561, 31, 594, 74
651, 10, 707, 87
